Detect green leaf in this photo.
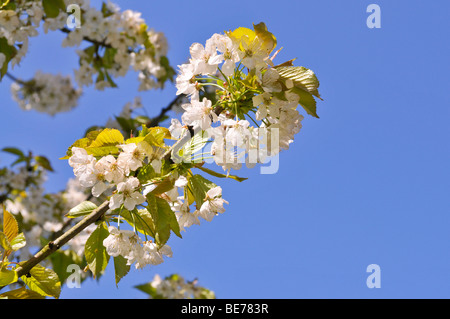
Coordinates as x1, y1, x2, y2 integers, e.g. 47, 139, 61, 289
84, 223, 110, 278
1, 147, 24, 157
188, 174, 218, 210
180, 130, 209, 160
121, 209, 156, 238
42, 0, 65, 18
66, 201, 98, 218
104, 70, 118, 88
0, 287, 45, 299
146, 194, 182, 246
101, 1, 115, 17
115, 116, 136, 135
134, 282, 161, 298
21, 264, 61, 299
151, 178, 175, 196
34, 156, 54, 172
10, 232, 26, 251
143, 127, 172, 147
136, 163, 156, 185
50, 249, 84, 283
0, 232, 11, 251
0, 37, 17, 79
291, 86, 319, 118
275, 66, 321, 99
102, 47, 117, 69
0, 267, 18, 286
113, 255, 130, 287
196, 165, 248, 182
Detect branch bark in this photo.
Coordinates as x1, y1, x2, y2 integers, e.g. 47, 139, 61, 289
14, 200, 110, 278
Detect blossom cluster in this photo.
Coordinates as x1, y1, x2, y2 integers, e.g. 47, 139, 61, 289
0, 0, 43, 68
1, 160, 92, 261
10, 71, 82, 115
0, 0, 173, 97
66, 129, 229, 271
60, 0, 173, 91
173, 23, 321, 173
143, 274, 215, 299
103, 226, 172, 269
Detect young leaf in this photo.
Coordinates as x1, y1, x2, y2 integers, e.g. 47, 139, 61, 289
275, 65, 322, 99
3, 209, 18, 243
146, 194, 182, 246
34, 156, 54, 172
0, 232, 11, 251
0, 287, 45, 299
0, 267, 18, 286
50, 249, 84, 283
1, 147, 24, 157
10, 232, 26, 251
134, 282, 161, 299
86, 128, 125, 156
253, 22, 277, 54
84, 223, 110, 278
290, 86, 319, 118
0, 287, 43, 299
66, 201, 98, 218
88, 128, 125, 148
113, 255, 130, 287
21, 264, 61, 299
42, 0, 65, 18
0, 37, 17, 79
188, 174, 218, 209
121, 209, 156, 238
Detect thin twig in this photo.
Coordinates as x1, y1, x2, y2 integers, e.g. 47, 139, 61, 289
147, 94, 186, 128
4, 72, 27, 86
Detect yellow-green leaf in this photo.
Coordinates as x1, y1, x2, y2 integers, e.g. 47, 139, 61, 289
113, 255, 130, 287
3, 209, 18, 243
0, 267, 18, 286
10, 232, 26, 251
253, 22, 277, 54
275, 66, 322, 99
21, 264, 61, 299
89, 128, 124, 148
0, 287, 45, 299
66, 201, 98, 218
84, 223, 110, 278
0, 232, 11, 251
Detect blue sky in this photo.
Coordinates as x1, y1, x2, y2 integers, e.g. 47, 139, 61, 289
1, 0, 449, 298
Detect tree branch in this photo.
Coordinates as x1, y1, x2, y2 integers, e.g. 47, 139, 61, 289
14, 200, 110, 278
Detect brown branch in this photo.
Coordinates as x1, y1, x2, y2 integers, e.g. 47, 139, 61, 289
14, 200, 110, 278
